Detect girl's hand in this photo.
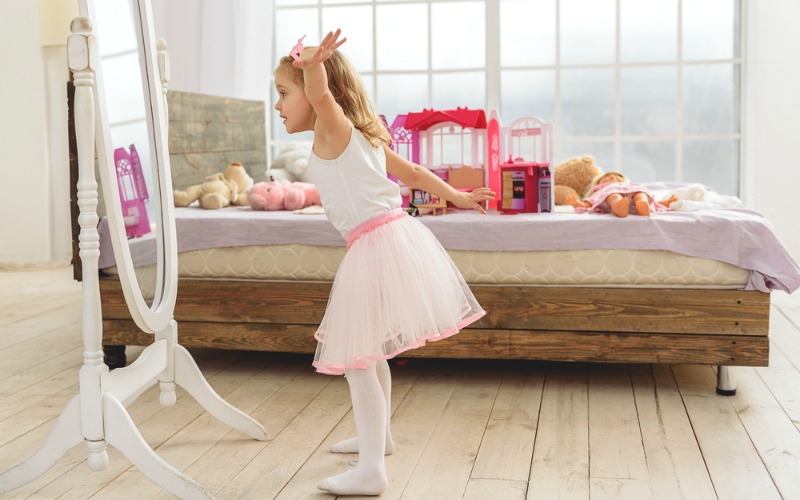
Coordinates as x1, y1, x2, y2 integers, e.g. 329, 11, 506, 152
452, 187, 496, 214
293, 29, 347, 69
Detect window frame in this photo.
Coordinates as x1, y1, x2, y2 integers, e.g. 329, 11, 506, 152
271, 0, 747, 197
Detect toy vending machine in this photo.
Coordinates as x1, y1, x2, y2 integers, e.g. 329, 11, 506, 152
537, 165, 552, 213
501, 116, 554, 213
499, 157, 539, 214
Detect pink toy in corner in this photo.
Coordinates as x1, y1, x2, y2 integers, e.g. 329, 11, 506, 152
114, 144, 151, 238
248, 178, 321, 211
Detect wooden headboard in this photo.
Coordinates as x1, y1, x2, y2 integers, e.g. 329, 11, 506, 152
167, 91, 266, 189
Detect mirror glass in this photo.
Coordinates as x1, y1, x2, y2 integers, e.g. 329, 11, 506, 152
95, 0, 160, 307
87, 0, 174, 329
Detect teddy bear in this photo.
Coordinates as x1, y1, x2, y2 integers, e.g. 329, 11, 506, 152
173, 161, 254, 209
248, 178, 321, 211
265, 141, 312, 183
553, 155, 602, 206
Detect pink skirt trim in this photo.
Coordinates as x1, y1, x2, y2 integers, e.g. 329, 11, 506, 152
312, 310, 486, 375
347, 208, 407, 249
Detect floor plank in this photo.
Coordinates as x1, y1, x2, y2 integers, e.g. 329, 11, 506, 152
527, 364, 590, 500
731, 366, 800, 499
400, 364, 502, 500
672, 365, 782, 499
630, 364, 716, 499
471, 363, 545, 483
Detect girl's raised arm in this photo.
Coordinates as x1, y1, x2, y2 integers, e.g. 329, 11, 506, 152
293, 30, 350, 158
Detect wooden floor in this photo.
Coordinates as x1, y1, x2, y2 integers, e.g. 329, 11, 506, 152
1, 266, 799, 499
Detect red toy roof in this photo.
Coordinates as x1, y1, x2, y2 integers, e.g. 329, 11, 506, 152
403, 107, 487, 131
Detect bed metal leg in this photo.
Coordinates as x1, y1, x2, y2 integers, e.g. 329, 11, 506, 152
716, 366, 736, 396
103, 345, 127, 369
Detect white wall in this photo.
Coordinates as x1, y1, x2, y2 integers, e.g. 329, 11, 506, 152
0, 2, 51, 264
749, 0, 800, 264
0, 0, 76, 265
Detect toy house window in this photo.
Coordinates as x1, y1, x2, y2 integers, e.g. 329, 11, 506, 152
429, 126, 467, 168
391, 125, 414, 163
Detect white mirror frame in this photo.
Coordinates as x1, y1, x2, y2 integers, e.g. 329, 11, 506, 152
83, 0, 177, 334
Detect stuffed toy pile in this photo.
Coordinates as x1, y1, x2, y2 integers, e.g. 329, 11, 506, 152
266, 141, 312, 183
248, 178, 321, 211
668, 184, 744, 211
173, 161, 254, 209
553, 156, 602, 206
248, 140, 321, 211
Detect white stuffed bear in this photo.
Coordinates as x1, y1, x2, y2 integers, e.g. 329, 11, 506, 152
266, 141, 312, 183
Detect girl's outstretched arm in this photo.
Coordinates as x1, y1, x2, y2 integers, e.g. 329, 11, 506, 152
293, 30, 349, 158
385, 147, 496, 214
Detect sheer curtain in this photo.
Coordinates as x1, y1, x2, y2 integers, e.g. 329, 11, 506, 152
151, 0, 273, 103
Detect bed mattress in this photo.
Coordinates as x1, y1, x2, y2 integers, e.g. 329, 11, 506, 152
106, 244, 749, 289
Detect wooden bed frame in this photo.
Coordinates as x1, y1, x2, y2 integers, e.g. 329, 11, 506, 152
67, 87, 771, 394
96, 278, 770, 371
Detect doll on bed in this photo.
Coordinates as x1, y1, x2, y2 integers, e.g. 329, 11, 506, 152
567, 171, 677, 217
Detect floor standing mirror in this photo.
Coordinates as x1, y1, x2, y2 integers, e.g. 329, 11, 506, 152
0, 1, 267, 497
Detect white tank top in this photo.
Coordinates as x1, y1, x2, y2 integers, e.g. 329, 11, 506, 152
305, 126, 402, 239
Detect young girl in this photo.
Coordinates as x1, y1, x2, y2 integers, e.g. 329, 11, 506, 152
571, 171, 673, 217
274, 30, 494, 495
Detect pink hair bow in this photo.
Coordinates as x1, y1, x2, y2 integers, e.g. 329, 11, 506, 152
290, 35, 306, 61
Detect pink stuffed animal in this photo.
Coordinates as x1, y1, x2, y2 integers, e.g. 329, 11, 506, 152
247, 179, 321, 211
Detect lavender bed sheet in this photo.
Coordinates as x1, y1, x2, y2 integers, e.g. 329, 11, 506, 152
98, 204, 800, 293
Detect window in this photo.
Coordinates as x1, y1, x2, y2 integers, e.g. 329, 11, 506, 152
272, 0, 742, 195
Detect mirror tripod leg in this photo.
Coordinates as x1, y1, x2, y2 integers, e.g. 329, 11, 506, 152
103, 394, 213, 499
0, 396, 83, 493
173, 344, 269, 441
156, 322, 178, 407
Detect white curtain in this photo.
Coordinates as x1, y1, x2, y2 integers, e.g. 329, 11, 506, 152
151, 0, 273, 103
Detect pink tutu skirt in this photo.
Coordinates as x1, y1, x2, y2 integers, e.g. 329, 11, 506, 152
312, 208, 486, 375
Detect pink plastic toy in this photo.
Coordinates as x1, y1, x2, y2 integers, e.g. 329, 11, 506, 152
501, 116, 553, 171
402, 107, 489, 214
486, 111, 501, 209
114, 144, 151, 238
290, 35, 306, 61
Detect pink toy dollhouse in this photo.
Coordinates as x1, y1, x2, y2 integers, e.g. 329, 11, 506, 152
386, 109, 551, 214
401, 107, 492, 214
114, 144, 151, 238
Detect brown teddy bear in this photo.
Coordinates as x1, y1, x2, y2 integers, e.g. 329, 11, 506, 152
553, 155, 602, 206
173, 162, 254, 209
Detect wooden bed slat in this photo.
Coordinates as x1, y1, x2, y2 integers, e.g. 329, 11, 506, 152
98, 278, 770, 336
101, 320, 768, 367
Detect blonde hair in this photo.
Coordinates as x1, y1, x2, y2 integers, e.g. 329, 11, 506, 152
276, 50, 390, 148
585, 171, 628, 198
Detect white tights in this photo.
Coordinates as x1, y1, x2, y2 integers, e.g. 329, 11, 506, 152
330, 358, 395, 454
317, 360, 390, 496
